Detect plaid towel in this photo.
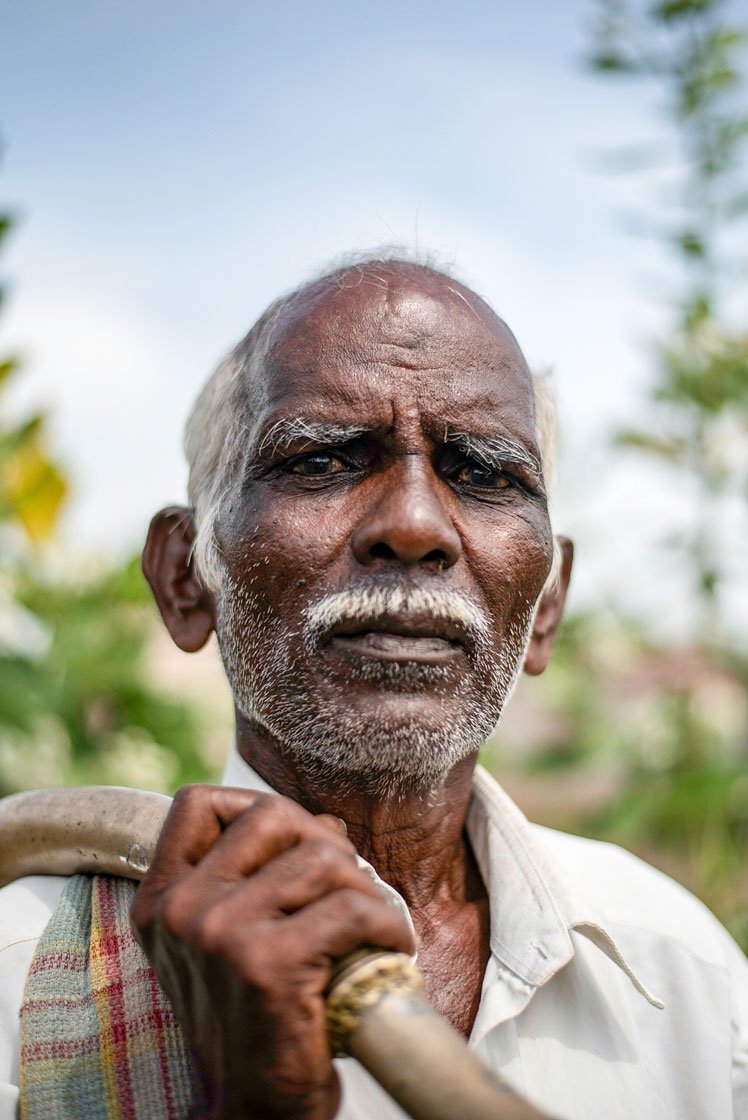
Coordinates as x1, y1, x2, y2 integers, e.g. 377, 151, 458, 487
20, 874, 195, 1119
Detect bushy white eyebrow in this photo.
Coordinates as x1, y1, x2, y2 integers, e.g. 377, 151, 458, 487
254, 417, 542, 485
257, 417, 370, 456
445, 430, 542, 478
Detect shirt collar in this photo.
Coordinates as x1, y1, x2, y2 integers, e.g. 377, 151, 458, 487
468, 766, 663, 1009
221, 744, 662, 1014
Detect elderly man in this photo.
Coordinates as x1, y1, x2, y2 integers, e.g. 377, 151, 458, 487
0, 256, 747, 1120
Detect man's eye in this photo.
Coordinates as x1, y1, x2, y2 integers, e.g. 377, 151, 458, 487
455, 463, 511, 489
289, 453, 347, 477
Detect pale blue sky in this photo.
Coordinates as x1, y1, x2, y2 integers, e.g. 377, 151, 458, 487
1, 0, 746, 636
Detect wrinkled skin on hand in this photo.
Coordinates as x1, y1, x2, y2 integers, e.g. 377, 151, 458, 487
130, 785, 415, 1120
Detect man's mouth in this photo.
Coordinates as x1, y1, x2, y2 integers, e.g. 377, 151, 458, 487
324, 615, 469, 666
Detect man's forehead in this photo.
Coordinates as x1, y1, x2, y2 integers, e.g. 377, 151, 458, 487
263, 263, 528, 375
237, 263, 537, 454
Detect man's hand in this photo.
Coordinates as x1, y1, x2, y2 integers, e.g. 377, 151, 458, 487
130, 786, 415, 1120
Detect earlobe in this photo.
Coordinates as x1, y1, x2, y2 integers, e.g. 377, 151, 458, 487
142, 506, 216, 653
523, 536, 574, 677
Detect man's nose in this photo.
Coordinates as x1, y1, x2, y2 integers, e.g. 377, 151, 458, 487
350, 459, 462, 570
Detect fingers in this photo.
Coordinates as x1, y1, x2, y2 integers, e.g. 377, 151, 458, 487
317, 814, 347, 837
288, 888, 416, 960
128, 785, 373, 1120
218, 890, 416, 983
132, 786, 359, 937
193, 795, 355, 885
132, 785, 261, 932
133, 782, 414, 968
185, 839, 381, 942
147, 785, 263, 876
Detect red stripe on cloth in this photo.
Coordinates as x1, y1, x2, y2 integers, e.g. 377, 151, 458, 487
147, 967, 180, 1118
95, 878, 137, 1120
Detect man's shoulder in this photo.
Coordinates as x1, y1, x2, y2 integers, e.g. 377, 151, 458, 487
0, 875, 68, 952
531, 822, 746, 972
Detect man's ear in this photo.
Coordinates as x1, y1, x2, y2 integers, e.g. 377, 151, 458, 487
142, 506, 215, 653
523, 536, 573, 677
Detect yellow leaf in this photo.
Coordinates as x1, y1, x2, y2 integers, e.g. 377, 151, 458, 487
0, 435, 67, 541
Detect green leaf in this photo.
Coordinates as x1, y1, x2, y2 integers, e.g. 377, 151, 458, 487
614, 429, 687, 461
651, 0, 720, 22
0, 356, 19, 386
0, 413, 45, 459
683, 294, 712, 329
589, 52, 639, 73
675, 230, 706, 257
704, 28, 748, 52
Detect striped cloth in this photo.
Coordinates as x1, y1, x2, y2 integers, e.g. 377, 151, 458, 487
20, 874, 195, 1119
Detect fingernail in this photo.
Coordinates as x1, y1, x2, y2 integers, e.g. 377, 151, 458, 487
319, 813, 348, 836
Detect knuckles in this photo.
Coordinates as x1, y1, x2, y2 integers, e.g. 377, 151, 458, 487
157, 883, 200, 940
332, 888, 387, 934
332, 889, 415, 952
300, 837, 355, 879
188, 906, 245, 959
169, 782, 227, 816
171, 783, 209, 807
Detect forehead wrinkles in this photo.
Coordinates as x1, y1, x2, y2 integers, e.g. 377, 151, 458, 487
241, 269, 538, 466
263, 274, 530, 387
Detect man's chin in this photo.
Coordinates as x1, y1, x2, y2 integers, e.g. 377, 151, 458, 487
242, 685, 501, 796
222, 641, 510, 793
312, 668, 482, 723
277, 717, 485, 797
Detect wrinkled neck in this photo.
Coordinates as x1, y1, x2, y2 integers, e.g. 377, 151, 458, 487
234, 710, 480, 915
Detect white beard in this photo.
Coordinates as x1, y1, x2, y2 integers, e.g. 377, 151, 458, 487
215, 577, 536, 796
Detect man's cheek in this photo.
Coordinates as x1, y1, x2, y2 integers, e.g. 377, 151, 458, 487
510, 509, 555, 576
483, 523, 553, 599
251, 526, 344, 597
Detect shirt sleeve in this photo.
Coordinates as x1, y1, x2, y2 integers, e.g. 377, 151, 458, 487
0, 1081, 19, 1120
0, 937, 35, 1120
0, 876, 68, 1117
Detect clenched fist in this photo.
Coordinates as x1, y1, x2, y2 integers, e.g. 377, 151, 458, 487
130, 786, 415, 1120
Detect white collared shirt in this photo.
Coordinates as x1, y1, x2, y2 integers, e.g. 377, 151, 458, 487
1, 750, 747, 1119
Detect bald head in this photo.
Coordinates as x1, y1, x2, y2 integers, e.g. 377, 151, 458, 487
258, 260, 529, 387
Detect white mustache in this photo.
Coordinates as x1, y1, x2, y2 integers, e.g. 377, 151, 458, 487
303, 584, 490, 646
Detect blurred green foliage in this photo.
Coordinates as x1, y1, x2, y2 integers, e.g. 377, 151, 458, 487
525, 0, 748, 950
590, 0, 748, 627
0, 218, 66, 542
0, 211, 212, 797
489, 614, 748, 949
0, 556, 213, 796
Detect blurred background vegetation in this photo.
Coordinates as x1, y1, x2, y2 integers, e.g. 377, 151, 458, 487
490, 0, 748, 950
0, 210, 227, 796
1, 0, 746, 951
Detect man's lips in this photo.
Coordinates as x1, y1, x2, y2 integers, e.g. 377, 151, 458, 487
323, 614, 471, 665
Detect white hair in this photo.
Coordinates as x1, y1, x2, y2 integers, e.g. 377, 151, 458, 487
184, 249, 561, 596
